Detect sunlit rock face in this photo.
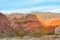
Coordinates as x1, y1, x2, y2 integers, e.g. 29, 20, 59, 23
33, 12, 60, 27
32, 12, 60, 33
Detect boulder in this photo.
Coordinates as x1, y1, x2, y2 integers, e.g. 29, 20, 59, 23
54, 25, 60, 34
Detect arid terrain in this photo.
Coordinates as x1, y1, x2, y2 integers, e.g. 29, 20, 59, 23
0, 12, 60, 40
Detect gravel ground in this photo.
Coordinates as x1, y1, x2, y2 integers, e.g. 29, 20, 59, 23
0, 35, 60, 40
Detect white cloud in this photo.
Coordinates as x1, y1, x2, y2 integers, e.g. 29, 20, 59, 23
1, 5, 60, 14
17, 5, 60, 13
46, 9, 60, 13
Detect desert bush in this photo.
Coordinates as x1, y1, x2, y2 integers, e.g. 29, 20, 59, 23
14, 30, 28, 37
31, 31, 47, 37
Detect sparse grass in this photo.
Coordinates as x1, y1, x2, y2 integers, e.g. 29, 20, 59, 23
0, 29, 58, 38
0, 31, 59, 38
14, 30, 28, 37
31, 31, 47, 37
0, 33, 9, 38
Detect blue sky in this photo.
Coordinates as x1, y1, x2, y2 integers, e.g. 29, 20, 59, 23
0, 0, 60, 13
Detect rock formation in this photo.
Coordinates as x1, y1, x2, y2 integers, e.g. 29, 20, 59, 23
12, 14, 43, 33
0, 12, 19, 36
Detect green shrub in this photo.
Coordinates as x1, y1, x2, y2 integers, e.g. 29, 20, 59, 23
48, 32, 54, 35
31, 31, 47, 37
14, 30, 28, 37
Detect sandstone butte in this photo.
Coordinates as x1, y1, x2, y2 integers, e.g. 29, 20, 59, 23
4, 12, 60, 33
12, 14, 42, 32
7, 12, 60, 27
6, 12, 60, 28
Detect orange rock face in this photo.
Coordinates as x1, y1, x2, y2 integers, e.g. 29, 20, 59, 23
51, 19, 60, 26
36, 14, 60, 27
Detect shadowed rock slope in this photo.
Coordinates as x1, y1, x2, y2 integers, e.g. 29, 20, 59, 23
0, 13, 20, 36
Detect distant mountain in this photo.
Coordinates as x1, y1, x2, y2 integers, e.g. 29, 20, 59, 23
32, 12, 60, 20
5, 13, 27, 19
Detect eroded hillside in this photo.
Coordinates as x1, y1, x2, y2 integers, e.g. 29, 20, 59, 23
0, 12, 60, 37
